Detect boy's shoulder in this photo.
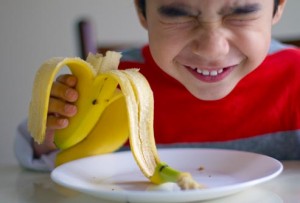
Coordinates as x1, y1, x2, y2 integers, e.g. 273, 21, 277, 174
263, 44, 300, 87
267, 40, 300, 71
268, 45, 300, 65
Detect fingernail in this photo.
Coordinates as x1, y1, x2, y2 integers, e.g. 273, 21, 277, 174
65, 104, 77, 115
67, 77, 77, 86
58, 118, 68, 127
65, 89, 78, 101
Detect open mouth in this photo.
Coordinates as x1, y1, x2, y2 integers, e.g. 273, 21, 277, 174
187, 66, 235, 82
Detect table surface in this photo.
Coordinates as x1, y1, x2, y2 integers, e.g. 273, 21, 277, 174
1, 161, 299, 203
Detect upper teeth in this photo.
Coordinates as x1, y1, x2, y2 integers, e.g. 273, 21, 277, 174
192, 67, 224, 76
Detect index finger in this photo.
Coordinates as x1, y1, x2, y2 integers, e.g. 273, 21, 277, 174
56, 74, 77, 88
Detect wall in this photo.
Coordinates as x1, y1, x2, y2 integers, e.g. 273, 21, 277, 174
272, 0, 300, 40
0, 0, 299, 165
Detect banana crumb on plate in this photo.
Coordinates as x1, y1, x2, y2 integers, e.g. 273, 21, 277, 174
177, 173, 205, 190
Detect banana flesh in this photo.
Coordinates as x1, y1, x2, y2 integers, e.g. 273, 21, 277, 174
28, 51, 202, 190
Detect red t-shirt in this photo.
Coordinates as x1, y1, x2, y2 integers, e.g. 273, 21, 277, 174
120, 45, 300, 144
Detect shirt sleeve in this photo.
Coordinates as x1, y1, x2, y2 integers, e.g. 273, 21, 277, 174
14, 119, 57, 172
268, 39, 295, 54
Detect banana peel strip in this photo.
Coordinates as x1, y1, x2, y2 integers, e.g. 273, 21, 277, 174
28, 57, 86, 144
106, 69, 159, 178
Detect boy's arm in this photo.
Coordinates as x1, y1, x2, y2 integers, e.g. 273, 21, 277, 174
14, 119, 57, 171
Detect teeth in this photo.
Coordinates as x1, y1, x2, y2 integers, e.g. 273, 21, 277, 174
210, 70, 218, 76
192, 67, 224, 77
202, 70, 210, 76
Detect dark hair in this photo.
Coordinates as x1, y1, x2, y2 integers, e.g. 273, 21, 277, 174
137, 0, 146, 17
137, 0, 280, 17
274, 0, 279, 15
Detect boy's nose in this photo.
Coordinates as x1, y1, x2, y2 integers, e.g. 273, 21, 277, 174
191, 26, 230, 60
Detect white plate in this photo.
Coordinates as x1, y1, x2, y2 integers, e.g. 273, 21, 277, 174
51, 148, 283, 203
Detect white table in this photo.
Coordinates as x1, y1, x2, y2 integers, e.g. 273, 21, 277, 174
0, 161, 299, 203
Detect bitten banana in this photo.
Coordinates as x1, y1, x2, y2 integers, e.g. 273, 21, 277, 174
28, 51, 202, 190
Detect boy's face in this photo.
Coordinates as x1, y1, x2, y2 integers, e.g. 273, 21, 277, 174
136, 0, 286, 100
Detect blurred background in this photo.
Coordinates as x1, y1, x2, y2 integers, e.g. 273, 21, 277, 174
0, 0, 299, 165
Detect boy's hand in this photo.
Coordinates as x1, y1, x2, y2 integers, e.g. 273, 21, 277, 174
47, 74, 78, 129
33, 74, 78, 157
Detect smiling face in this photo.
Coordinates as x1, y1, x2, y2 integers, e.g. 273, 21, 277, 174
135, 0, 286, 100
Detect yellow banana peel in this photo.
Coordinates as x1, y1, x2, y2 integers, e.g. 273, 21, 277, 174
28, 51, 203, 190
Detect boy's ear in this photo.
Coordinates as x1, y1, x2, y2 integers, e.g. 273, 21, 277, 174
272, 0, 287, 25
134, 0, 148, 29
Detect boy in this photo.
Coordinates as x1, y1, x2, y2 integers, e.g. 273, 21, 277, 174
15, 0, 300, 171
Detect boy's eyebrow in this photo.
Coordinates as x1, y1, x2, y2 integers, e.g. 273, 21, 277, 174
222, 3, 261, 15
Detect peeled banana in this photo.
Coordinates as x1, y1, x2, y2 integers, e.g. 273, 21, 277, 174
28, 51, 202, 190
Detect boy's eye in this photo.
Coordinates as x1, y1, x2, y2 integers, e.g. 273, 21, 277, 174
159, 6, 190, 17
223, 4, 261, 26
230, 4, 261, 15
158, 5, 198, 24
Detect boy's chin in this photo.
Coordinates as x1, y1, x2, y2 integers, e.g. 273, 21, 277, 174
188, 84, 237, 101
